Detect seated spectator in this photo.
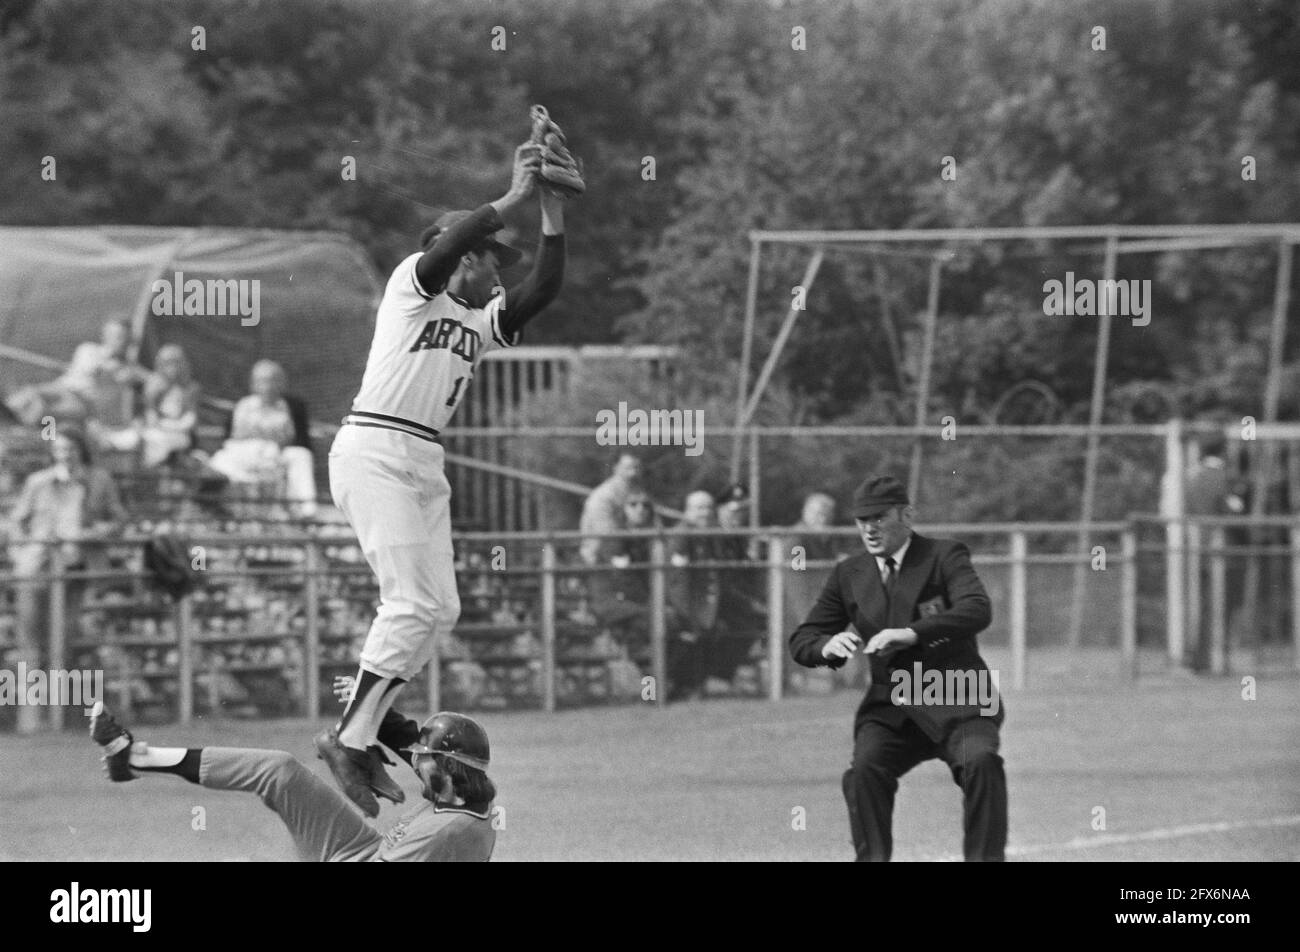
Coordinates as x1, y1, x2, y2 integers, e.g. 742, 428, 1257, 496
5, 318, 148, 445
2, 429, 128, 731
579, 452, 642, 566
208, 360, 317, 517
99, 344, 201, 468
787, 490, 844, 562
222, 369, 313, 453
782, 491, 859, 688
715, 481, 760, 558
588, 488, 660, 640
142, 344, 200, 467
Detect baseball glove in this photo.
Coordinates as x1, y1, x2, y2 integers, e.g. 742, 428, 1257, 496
529, 104, 585, 198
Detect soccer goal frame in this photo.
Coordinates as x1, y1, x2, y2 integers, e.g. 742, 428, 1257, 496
734, 224, 1300, 653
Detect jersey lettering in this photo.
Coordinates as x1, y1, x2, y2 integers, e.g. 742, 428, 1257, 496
408, 318, 481, 363
452, 327, 481, 362
351, 255, 510, 433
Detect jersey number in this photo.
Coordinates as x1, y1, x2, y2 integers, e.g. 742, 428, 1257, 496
446, 376, 467, 406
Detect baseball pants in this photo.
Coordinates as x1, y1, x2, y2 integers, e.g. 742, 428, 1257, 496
328, 425, 460, 680
199, 747, 382, 861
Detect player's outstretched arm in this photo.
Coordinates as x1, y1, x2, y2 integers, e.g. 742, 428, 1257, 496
415, 143, 541, 296
499, 189, 566, 338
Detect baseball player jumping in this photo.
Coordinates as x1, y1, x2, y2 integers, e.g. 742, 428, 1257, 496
89, 702, 498, 861
321, 112, 578, 816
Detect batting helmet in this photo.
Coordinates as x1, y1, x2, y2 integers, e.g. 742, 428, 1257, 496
406, 712, 491, 772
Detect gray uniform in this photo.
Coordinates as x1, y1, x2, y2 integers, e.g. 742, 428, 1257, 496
198, 747, 496, 862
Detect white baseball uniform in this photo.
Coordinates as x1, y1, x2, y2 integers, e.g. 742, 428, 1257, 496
329, 252, 517, 680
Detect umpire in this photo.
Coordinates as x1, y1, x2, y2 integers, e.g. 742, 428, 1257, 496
789, 475, 1008, 861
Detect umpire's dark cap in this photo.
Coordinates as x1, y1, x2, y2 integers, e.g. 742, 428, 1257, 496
852, 475, 910, 518
420, 210, 522, 268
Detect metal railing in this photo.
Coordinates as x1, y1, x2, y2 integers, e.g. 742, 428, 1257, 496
1, 518, 1297, 731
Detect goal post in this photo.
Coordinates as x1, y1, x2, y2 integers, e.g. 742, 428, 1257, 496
734, 224, 1300, 663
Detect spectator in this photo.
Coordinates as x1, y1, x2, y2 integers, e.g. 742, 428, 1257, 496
1185, 442, 1244, 517
100, 344, 201, 467
711, 482, 765, 681
5, 318, 148, 438
715, 482, 759, 556
588, 488, 660, 642
1185, 440, 1248, 671
208, 360, 317, 517
784, 491, 857, 687
3, 430, 127, 731
664, 489, 724, 701
5, 429, 127, 569
141, 344, 201, 467
788, 491, 844, 562
578, 452, 642, 565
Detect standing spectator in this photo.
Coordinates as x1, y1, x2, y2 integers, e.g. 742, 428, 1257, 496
578, 452, 642, 565
3, 430, 128, 732
209, 360, 317, 516
713, 484, 767, 689
1185, 440, 1246, 670
664, 489, 723, 701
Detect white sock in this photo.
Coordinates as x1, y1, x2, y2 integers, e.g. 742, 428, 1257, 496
128, 744, 187, 769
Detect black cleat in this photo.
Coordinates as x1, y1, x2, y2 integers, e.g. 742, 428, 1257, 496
89, 702, 136, 782
314, 728, 380, 818
366, 747, 406, 806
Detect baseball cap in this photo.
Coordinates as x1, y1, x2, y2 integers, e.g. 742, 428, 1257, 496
851, 475, 910, 519
715, 482, 750, 506
420, 210, 522, 268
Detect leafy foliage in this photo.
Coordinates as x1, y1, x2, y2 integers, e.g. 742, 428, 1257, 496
3, 0, 1298, 518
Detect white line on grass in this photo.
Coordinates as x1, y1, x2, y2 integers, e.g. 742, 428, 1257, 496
932, 814, 1300, 860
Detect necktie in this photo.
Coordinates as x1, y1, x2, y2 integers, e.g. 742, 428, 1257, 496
881, 556, 898, 628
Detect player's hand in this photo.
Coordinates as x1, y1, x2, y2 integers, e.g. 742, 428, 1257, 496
332, 675, 355, 705
491, 143, 542, 218
864, 627, 919, 657
508, 143, 542, 197
821, 630, 863, 661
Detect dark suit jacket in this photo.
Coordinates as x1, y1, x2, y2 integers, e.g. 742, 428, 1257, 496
665, 528, 722, 632
789, 532, 1002, 741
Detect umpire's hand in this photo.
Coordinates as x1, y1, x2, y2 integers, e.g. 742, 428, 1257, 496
821, 630, 863, 661
864, 627, 919, 659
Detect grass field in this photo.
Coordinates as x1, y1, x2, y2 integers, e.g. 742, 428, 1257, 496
2, 650, 1297, 862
